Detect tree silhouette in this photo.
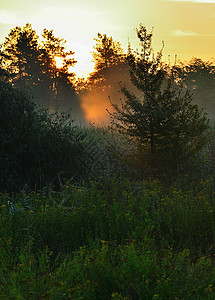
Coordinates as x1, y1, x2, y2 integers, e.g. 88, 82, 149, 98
173, 58, 215, 118
88, 33, 126, 87
92, 33, 124, 71
109, 25, 209, 176
78, 33, 129, 124
40, 28, 78, 111
1, 24, 85, 122
41, 28, 76, 83
2, 24, 41, 91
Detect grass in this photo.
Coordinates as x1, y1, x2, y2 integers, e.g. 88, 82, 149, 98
1, 176, 215, 299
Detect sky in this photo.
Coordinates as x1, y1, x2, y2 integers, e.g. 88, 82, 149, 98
0, 0, 215, 77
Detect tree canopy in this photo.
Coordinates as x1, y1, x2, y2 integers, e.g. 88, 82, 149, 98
173, 58, 215, 118
92, 33, 125, 71
1, 23, 85, 121
87, 33, 127, 86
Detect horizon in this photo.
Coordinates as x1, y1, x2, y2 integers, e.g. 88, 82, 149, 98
1, 0, 215, 78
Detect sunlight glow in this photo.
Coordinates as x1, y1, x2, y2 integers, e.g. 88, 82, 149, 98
68, 41, 94, 79
1, 0, 215, 78
54, 56, 64, 68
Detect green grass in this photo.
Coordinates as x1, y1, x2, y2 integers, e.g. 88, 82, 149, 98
1, 177, 215, 299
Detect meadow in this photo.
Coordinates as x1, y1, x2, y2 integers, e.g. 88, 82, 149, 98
1, 152, 215, 299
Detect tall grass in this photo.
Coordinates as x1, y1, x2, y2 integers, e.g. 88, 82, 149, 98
1, 177, 215, 298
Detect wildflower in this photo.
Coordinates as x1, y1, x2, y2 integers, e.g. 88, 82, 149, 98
101, 240, 107, 244
205, 284, 213, 293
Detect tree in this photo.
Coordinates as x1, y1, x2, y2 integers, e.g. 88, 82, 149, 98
88, 33, 126, 86
2, 24, 42, 92
172, 58, 215, 118
1, 24, 85, 123
79, 33, 129, 124
109, 25, 209, 176
40, 28, 83, 115
41, 28, 76, 87
92, 33, 125, 71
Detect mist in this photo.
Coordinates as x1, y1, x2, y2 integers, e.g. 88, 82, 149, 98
79, 63, 142, 126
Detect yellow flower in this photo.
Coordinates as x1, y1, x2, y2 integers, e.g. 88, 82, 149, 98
17, 264, 23, 267
205, 284, 213, 293
1, 205, 6, 208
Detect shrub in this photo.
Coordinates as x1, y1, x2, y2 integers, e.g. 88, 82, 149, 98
0, 80, 82, 192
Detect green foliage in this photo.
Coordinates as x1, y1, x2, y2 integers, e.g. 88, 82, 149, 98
109, 25, 209, 177
0, 80, 83, 192
73, 126, 135, 179
1, 177, 215, 298
0, 78, 134, 192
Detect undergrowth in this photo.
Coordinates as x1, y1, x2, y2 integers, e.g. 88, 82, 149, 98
1, 177, 215, 299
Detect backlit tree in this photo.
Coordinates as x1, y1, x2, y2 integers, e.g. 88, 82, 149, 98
109, 25, 209, 176
1, 24, 85, 121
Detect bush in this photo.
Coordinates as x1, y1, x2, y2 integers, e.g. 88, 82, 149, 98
0, 80, 83, 192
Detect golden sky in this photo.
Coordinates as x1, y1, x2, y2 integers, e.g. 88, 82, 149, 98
0, 0, 215, 77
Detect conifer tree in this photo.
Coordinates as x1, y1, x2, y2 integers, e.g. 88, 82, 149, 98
92, 33, 124, 71
2, 24, 41, 91
109, 25, 209, 175
89, 33, 126, 87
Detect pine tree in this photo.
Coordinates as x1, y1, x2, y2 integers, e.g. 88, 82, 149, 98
92, 33, 124, 71
88, 33, 126, 87
2, 24, 41, 91
109, 25, 209, 176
